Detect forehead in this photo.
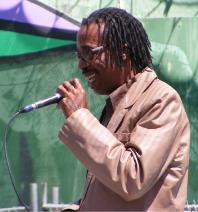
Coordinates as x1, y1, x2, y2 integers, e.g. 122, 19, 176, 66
77, 22, 105, 48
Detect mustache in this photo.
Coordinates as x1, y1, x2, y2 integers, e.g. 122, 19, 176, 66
82, 67, 97, 74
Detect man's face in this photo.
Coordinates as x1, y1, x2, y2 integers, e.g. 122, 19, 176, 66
77, 21, 128, 95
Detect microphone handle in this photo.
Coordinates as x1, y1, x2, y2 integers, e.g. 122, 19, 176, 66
19, 93, 63, 113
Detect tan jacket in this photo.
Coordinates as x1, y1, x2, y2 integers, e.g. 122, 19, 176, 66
59, 69, 190, 211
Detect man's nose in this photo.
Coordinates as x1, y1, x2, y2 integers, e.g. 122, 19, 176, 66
78, 58, 90, 69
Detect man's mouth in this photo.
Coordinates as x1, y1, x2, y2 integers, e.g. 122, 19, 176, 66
82, 70, 97, 84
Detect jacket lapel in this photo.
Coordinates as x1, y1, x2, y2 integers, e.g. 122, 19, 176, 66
107, 68, 157, 133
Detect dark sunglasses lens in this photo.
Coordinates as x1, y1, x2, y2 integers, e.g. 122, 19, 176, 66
76, 51, 88, 61
76, 47, 102, 61
83, 49, 93, 60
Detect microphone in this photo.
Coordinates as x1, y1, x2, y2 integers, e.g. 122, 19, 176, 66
18, 93, 63, 113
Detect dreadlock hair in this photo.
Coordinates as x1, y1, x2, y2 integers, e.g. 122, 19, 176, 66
81, 7, 152, 72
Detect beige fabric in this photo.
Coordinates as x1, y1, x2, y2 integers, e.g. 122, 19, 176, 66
59, 68, 190, 211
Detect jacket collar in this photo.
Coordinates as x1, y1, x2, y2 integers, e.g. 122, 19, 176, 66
123, 67, 157, 109
107, 68, 157, 132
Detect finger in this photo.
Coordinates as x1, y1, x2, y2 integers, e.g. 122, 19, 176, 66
68, 79, 77, 87
57, 84, 73, 100
72, 78, 84, 91
57, 84, 67, 96
63, 81, 75, 92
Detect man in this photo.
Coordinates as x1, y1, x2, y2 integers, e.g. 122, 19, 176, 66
57, 7, 190, 211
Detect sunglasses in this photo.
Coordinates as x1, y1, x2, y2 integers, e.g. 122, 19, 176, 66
76, 46, 103, 62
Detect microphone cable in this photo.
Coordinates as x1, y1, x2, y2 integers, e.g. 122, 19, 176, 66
3, 111, 30, 211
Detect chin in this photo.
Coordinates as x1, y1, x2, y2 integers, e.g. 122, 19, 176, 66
90, 84, 111, 95
90, 88, 104, 95
93, 90, 104, 95
93, 89, 110, 95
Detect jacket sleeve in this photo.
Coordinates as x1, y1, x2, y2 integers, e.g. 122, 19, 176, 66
58, 91, 189, 201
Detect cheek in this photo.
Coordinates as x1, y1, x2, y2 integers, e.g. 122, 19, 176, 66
97, 51, 110, 67
95, 57, 106, 68
100, 52, 106, 62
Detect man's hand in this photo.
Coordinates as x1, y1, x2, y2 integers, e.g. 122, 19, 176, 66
57, 78, 88, 118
